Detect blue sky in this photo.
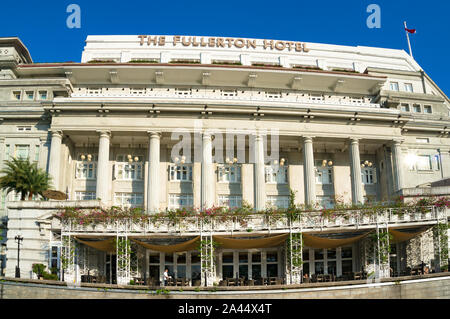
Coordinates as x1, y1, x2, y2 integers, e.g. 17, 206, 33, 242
1, 0, 449, 95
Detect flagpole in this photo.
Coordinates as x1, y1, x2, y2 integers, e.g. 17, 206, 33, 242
404, 21, 414, 58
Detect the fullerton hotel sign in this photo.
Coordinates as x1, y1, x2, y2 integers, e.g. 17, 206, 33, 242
138, 35, 310, 52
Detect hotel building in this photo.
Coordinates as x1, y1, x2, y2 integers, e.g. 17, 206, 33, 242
0, 35, 449, 286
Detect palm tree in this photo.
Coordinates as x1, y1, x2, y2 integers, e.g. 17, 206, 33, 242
0, 158, 52, 200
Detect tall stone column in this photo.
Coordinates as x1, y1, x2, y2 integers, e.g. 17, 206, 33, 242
349, 138, 364, 204
96, 131, 111, 204
391, 140, 405, 193
201, 132, 214, 209
254, 134, 266, 211
147, 132, 161, 213
48, 130, 63, 190
303, 136, 316, 206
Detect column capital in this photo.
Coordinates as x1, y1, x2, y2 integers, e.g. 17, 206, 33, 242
50, 130, 63, 138
391, 138, 405, 146
147, 131, 161, 138
349, 137, 359, 144
96, 130, 111, 139
302, 136, 314, 143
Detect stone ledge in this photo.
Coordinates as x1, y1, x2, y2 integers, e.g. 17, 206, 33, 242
2, 272, 449, 292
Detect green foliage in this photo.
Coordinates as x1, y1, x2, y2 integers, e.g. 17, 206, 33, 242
54, 196, 450, 228
434, 222, 449, 269
32, 263, 58, 280
286, 233, 303, 268
369, 230, 392, 264
0, 158, 52, 200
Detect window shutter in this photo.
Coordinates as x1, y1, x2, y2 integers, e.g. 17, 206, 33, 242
372, 168, 377, 184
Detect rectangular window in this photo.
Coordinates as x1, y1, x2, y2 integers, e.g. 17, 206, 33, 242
434, 155, 440, 171
25, 91, 34, 100
266, 195, 290, 209
115, 156, 144, 181
317, 196, 334, 209
361, 168, 376, 185
38, 91, 48, 100
17, 126, 31, 132
5, 144, 10, 161
401, 103, 410, 112
75, 191, 96, 200
76, 162, 97, 179
217, 165, 241, 183
13, 91, 21, 100
266, 251, 278, 277
424, 105, 432, 114
265, 165, 288, 184
15, 145, 30, 160
114, 192, 144, 208
413, 104, 421, 113
169, 164, 193, 182
416, 155, 432, 171
168, 194, 193, 209
34, 145, 40, 162
404, 83, 413, 92
389, 82, 399, 91
218, 195, 242, 209
315, 166, 333, 185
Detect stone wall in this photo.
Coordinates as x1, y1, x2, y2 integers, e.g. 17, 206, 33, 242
1, 273, 449, 299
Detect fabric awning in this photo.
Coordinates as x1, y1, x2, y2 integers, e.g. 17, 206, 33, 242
302, 232, 369, 249
389, 227, 431, 243
130, 236, 200, 253
212, 233, 289, 249
75, 237, 115, 253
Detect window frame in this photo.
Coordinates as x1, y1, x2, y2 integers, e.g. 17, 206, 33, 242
217, 164, 241, 183
169, 164, 193, 182
265, 165, 288, 184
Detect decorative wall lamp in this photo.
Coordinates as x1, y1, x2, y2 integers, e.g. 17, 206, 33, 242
361, 160, 373, 168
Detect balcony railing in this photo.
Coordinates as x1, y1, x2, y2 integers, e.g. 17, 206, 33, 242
60, 206, 447, 235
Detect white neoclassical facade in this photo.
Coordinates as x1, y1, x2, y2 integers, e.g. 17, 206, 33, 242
0, 35, 449, 286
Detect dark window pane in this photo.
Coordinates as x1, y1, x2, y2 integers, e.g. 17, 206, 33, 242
222, 252, 233, 264
51, 246, 58, 258
302, 250, 309, 261
342, 247, 352, 259
252, 264, 261, 279
177, 253, 186, 264
149, 254, 160, 264
267, 264, 278, 277
239, 265, 248, 279
266, 252, 278, 262
165, 254, 174, 264
149, 265, 159, 279
191, 265, 201, 280
51, 259, 58, 269
222, 265, 234, 279
314, 249, 324, 260
252, 252, 261, 263
315, 261, 324, 274
327, 261, 337, 275
239, 252, 248, 264
303, 262, 310, 276
191, 252, 200, 264
342, 260, 353, 273
177, 265, 186, 278
165, 265, 174, 276
327, 249, 336, 259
